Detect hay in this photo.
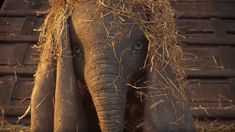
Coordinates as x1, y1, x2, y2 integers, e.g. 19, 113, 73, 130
194, 119, 235, 132
0, 120, 30, 132
34, 0, 75, 76
0, 108, 29, 132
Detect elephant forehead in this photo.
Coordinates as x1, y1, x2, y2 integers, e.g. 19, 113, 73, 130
72, 2, 142, 38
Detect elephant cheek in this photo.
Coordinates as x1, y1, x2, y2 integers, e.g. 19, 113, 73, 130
84, 55, 127, 132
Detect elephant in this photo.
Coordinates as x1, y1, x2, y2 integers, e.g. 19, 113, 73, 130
30, 0, 196, 132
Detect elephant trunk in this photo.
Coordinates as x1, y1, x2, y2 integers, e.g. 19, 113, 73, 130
84, 46, 127, 132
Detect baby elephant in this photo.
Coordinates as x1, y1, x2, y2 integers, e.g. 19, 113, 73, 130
31, 0, 196, 132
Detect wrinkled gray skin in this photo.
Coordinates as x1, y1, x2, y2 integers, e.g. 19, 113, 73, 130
70, 1, 195, 132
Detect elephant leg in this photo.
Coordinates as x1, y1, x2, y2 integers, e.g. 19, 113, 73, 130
143, 65, 196, 132
54, 22, 87, 132
31, 46, 55, 131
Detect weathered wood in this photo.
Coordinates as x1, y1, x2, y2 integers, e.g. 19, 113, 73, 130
1, 0, 49, 10
0, 10, 47, 17
191, 108, 235, 118
20, 16, 37, 35
176, 2, 235, 18
0, 17, 26, 34
186, 79, 235, 101
0, 76, 16, 105
11, 78, 34, 100
186, 69, 235, 78
0, 66, 36, 75
1, 105, 29, 116
0, 35, 38, 43
180, 34, 235, 45
190, 102, 235, 108
0, 44, 28, 65
23, 45, 40, 65
177, 19, 235, 34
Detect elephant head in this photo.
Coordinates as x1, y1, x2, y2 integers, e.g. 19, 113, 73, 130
70, 1, 148, 131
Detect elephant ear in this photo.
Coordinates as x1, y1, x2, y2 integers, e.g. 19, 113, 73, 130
143, 63, 196, 131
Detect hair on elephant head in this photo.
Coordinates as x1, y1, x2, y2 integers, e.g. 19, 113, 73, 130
30, 0, 196, 132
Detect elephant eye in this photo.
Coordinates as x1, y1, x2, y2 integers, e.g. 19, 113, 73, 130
133, 35, 148, 51
134, 41, 143, 50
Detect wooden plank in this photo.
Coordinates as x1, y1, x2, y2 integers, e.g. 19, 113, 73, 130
0, 35, 38, 43
0, 66, 36, 75
186, 69, 235, 78
0, 10, 47, 17
28, 0, 42, 9
217, 46, 235, 69
0, 44, 28, 65
176, 3, 235, 18
20, 16, 37, 35
177, 19, 215, 34
183, 47, 221, 71
9, 99, 31, 106
12, 78, 34, 100
23, 45, 39, 65
190, 102, 234, 108
228, 78, 235, 93
177, 19, 235, 34
0, 17, 25, 34
182, 46, 235, 77
1, 0, 49, 10
0, 16, 42, 35
212, 18, 227, 37
2, 105, 29, 116
180, 34, 235, 45
0, 76, 16, 106
185, 79, 235, 102
191, 108, 235, 118
31, 17, 44, 35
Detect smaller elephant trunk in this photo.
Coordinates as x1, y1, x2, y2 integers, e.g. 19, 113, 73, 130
90, 86, 127, 131
87, 74, 128, 131
84, 52, 128, 131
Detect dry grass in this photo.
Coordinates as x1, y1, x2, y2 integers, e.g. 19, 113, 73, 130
0, 107, 29, 132
0, 120, 30, 132
195, 119, 235, 132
